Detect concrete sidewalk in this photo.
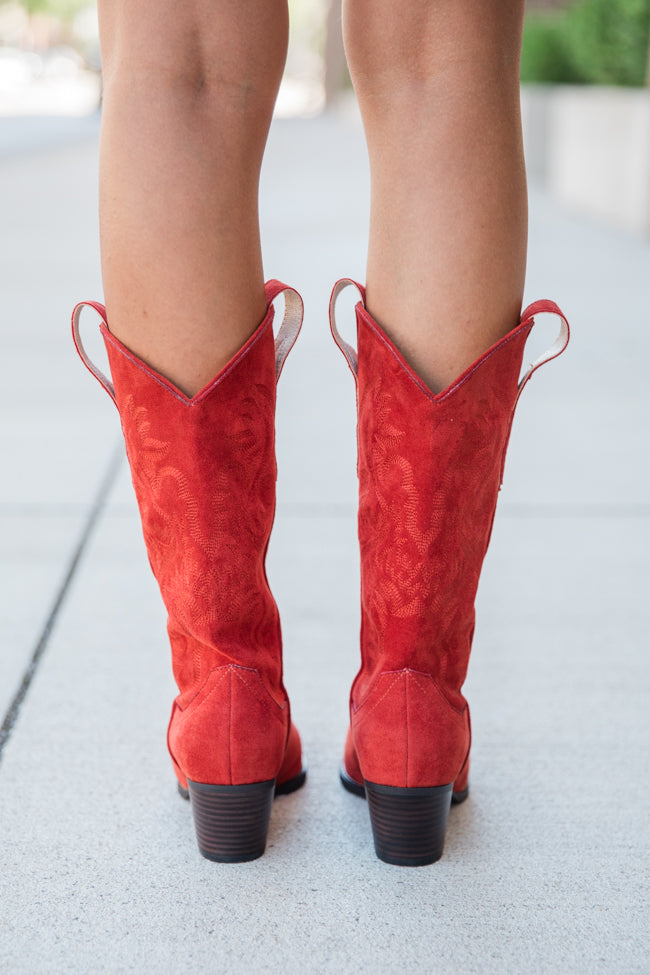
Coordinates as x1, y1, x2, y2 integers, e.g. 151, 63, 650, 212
0, 110, 648, 975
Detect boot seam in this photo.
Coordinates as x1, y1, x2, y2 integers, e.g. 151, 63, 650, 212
405, 670, 410, 787
353, 667, 467, 718
352, 671, 402, 717
178, 664, 230, 712
166, 701, 182, 779
408, 670, 468, 717
231, 666, 288, 720
176, 664, 287, 720
228, 666, 233, 783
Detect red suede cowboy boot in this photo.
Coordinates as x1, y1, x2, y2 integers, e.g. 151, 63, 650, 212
72, 281, 306, 862
330, 280, 569, 866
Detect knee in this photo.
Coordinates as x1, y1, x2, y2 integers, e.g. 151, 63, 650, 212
343, 1, 436, 91
100, 5, 288, 112
343, 0, 524, 98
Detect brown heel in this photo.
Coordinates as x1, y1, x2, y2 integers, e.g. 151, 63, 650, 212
187, 779, 275, 863
364, 780, 453, 867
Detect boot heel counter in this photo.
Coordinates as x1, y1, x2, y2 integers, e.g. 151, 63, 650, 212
351, 669, 469, 789
168, 664, 289, 786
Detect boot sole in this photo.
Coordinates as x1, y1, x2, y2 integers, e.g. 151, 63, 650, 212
179, 769, 306, 863
340, 766, 468, 867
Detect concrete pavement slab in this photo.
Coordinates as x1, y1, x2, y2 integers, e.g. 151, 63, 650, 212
0, 127, 119, 745
0, 509, 87, 720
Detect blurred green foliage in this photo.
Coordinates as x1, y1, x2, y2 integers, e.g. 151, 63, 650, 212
521, 0, 650, 86
520, 14, 582, 84
2, 0, 88, 19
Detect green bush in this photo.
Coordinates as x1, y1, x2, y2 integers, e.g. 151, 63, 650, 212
520, 15, 583, 84
565, 0, 650, 86
521, 0, 650, 87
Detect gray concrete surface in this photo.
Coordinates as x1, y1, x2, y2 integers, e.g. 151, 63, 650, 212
0, 109, 648, 975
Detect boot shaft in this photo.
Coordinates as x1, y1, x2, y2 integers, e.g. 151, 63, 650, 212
331, 280, 570, 704
103, 312, 282, 692
355, 300, 530, 699
72, 282, 304, 701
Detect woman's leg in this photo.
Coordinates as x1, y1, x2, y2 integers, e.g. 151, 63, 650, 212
98, 0, 288, 396
82, 2, 307, 864
343, 0, 527, 393
335, 0, 536, 865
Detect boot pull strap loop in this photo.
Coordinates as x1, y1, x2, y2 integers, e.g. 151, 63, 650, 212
329, 278, 366, 382
516, 298, 570, 407
265, 280, 304, 381
71, 301, 117, 404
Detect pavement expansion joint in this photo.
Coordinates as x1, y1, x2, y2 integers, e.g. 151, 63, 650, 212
0, 440, 123, 763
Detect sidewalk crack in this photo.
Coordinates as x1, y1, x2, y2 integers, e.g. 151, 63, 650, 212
0, 441, 123, 765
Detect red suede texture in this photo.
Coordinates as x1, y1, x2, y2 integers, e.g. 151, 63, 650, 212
90, 301, 302, 788
351, 669, 470, 789
168, 665, 302, 791
344, 300, 535, 790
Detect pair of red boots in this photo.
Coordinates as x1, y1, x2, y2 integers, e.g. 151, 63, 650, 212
72, 279, 568, 866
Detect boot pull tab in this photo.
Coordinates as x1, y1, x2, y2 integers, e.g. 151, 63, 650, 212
515, 299, 570, 409
265, 280, 304, 381
71, 301, 117, 404
329, 278, 367, 383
